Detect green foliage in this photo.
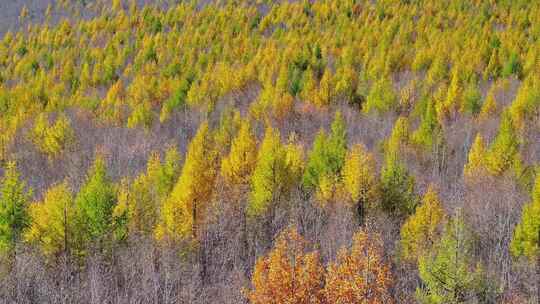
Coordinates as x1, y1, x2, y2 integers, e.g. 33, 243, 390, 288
74, 155, 116, 249
380, 155, 417, 218
31, 112, 75, 159
363, 78, 397, 115
248, 126, 302, 217
303, 112, 348, 192
462, 82, 482, 116
511, 174, 540, 261
412, 100, 441, 150
417, 214, 483, 304
0, 162, 31, 253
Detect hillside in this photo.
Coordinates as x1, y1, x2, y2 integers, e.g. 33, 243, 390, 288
0, 0, 539, 303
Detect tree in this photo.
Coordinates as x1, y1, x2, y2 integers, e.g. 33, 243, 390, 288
363, 77, 397, 115
511, 173, 540, 261
412, 99, 441, 151
25, 182, 74, 257
380, 117, 416, 218
248, 126, 288, 217
114, 147, 181, 240
245, 227, 325, 304
31, 112, 75, 159
74, 155, 116, 250
341, 144, 378, 222
221, 119, 257, 187
478, 85, 498, 121
324, 230, 394, 303
417, 213, 482, 304
303, 112, 347, 192
463, 134, 487, 180
155, 122, 217, 242
400, 185, 446, 262
0, 162, 31, 254
484, 110, 521, 176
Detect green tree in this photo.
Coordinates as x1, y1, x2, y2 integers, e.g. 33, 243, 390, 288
380, 117, 416, 218
511, 173, 540, 260
303, 112, 347, 192
0, 162, 31, 253
363, 77, 397, 115
417, 214, 482, 304
74, 155, 116, 249
412, 99, 441, 151
248, 126, 301, 217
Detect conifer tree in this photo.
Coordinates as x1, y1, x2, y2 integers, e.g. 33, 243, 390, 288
511, 173, 540, 261
324, 230, 394, 303
303, 112, 347, 192
363, 77, 397, 115
25, 182, 74, 257
155, 122, 217, 241
412, 99, 441, 151
0, 162, 31, 253
400, 185, 446, 262
485, 110, 521, 176
380, 117, 416, 217
463, 134, 487, 180
341, 144, 378, 221
245, 227, 325, 304
417, 213, 482, 304
248, 126, 288, 217
221, 119, 257, 187
74, 155, 116, 249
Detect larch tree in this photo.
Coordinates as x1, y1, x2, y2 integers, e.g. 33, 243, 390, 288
155, 122, 218, 242
303, 111, 347, 198
341, 143, 378, 224
400, 185, 446, 263
511, 173, 540, 261
0, 161, 31, 254
485, 110, 521, 176
363, 77, 397, 115
74, 155, 117, 250
417, 213, 482, 304
221, 119, 258, 188
463, 134, 487, 181
324, 230, 394, 303
248, 126, 288, 218
380, 117, 417, 218
245, 227, 325, 304
25, 181, 74, 257
114, 147, 181, 239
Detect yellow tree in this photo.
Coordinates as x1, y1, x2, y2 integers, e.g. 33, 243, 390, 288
324, 230, 394, 303
463, 134, 486, 181
245, 227, 325, 304
155, 122, 217, 242
221, 119, 258, 188
341, 144, 378, 223
400, 185, 446, 263
25, 182, 75, 257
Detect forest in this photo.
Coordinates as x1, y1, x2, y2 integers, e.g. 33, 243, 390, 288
0, 0, 539, 303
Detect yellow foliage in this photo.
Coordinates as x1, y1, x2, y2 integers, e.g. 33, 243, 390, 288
400, 185, 446, 262
25, 182, 74, 257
